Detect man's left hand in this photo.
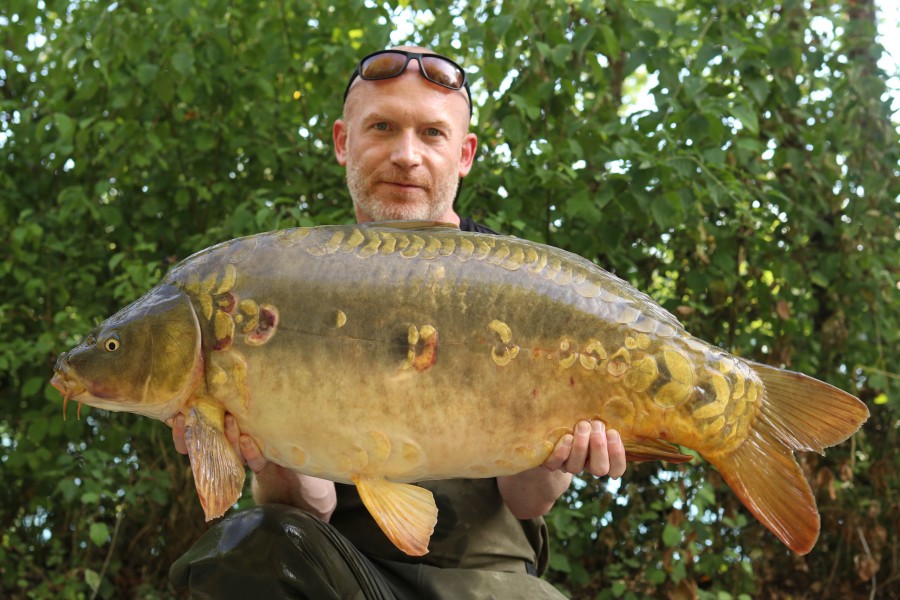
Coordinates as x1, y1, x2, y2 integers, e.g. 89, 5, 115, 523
497, 420, 626, 519
542, 420, 626, 478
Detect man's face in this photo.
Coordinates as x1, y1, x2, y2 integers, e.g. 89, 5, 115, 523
334, 51, 477, 224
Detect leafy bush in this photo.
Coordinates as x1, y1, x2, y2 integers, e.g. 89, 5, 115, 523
2, 0, 896, 597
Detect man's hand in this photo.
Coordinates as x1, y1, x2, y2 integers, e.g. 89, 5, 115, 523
168, 413, 337, 521
542, 420, 626, 477
170, 413, 269, 472
497, 420, 626, 520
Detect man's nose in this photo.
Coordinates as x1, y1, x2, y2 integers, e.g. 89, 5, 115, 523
390, 130, 422, 168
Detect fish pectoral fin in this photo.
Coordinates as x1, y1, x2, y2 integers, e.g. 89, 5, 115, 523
352, 475, 437, 557
623, 438, 693, 464
183, 400, 245, 522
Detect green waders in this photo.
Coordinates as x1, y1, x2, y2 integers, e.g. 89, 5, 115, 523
170, 480, 566, 599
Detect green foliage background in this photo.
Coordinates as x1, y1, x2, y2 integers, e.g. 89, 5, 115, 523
2, 0, 897, 598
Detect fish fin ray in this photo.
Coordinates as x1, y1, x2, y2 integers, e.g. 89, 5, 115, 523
623, 438, 693, 464
352, 476, 436, 557
750, 362, 869, 454
184, 400, 245, 521
707, 432, 818, 554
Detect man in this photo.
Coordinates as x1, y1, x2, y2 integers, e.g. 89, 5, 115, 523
169, 46, 627, 599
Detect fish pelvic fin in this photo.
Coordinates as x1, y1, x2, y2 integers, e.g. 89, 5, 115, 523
707, 362, 868, 555
352, 476, 437, 557
184, 399, 246, 521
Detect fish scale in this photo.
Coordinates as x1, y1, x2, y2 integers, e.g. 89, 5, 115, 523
51, 222, 868, 558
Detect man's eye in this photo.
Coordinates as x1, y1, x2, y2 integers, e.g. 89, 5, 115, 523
374, 122, 389, 131
425, 127, 442, 137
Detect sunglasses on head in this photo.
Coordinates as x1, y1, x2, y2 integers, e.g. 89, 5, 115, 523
343, 50, 471, 114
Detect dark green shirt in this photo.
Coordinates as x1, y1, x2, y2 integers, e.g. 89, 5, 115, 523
330, 479, 549, 574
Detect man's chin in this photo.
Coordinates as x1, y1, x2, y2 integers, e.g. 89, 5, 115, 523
357, 199, 437, 223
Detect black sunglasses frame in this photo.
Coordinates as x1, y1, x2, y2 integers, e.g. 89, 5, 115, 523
342, 50, 472, 115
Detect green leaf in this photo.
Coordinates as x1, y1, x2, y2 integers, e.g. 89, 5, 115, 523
651, 192, 684, 228
745, 77, 770, 105
89, 522, 109, 546
810, 271, 829, 287
501, 114, 526, 143
600, 25, 620, 57
670, 560, 687, 583
731, 102, 759, 135
55, 114, 75, 145
136, 63, 159, 85
551, 44, 572, 67
572, 27, 596, 55
662, 522, 682, 547
685, 114, 711, 141
646, 566, 667, 585
549, 551, 571, 573
28, 419, 49, 444
644, 5, 676, 31
22, 376, 45, 398
172, 50, 194, 75
84, 568, 101, 591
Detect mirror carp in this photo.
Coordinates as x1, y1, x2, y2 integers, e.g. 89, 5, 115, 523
51, 222, 869, 556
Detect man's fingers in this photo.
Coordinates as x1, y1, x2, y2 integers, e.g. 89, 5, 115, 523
542, 421, 629, 479
223, 414, 268, 473
240, 435, 268, 473
606, 429, 627, 479
224, 414, 240, 444
587, 421, 610, 476
563, 421, 591, 474
224, 414, 244, 462
171, 413, 187, 455
542, 434, 573, 471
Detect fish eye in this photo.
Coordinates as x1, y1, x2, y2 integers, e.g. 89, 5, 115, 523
103, 335, 121, 352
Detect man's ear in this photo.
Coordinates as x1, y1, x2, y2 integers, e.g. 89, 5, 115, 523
458, 132, 478, 177
333, 119, 348, 166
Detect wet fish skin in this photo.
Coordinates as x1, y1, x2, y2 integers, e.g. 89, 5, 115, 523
51, 222, 869, 557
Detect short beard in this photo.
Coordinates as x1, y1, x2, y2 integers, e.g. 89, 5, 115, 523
346, 161, 459, 222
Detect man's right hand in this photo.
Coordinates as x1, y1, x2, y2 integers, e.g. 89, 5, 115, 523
171, 413, 269, 473
169, 412, 337, 521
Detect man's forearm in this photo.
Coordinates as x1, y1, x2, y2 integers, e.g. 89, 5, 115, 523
497, 468, 573, 520
251, 465, 337, 522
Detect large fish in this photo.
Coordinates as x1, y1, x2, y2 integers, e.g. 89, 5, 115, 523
51, 222, 868, 556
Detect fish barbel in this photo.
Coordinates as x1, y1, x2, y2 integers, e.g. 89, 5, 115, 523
50, 222, 868, 556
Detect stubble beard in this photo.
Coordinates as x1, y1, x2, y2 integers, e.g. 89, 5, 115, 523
346, 161, 458, 222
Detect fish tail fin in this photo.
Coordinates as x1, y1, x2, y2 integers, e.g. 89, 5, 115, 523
705, 362, 868, 555
748, 363, 869, 453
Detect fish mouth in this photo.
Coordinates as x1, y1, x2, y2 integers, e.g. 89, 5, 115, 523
51, 368, 88, 420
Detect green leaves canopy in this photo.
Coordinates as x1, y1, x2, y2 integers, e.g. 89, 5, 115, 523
2, 0, 897, 597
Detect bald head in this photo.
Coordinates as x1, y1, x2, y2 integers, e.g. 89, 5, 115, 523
342, 45, 471, 123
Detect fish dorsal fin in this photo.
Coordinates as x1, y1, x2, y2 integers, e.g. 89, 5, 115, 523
360, 220, 460, 232
183, 398, 246, 521
623, 438, 693, 464
352, 475, 437, 556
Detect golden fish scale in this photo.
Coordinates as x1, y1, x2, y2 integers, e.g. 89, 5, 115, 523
168, 225, 762, 481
